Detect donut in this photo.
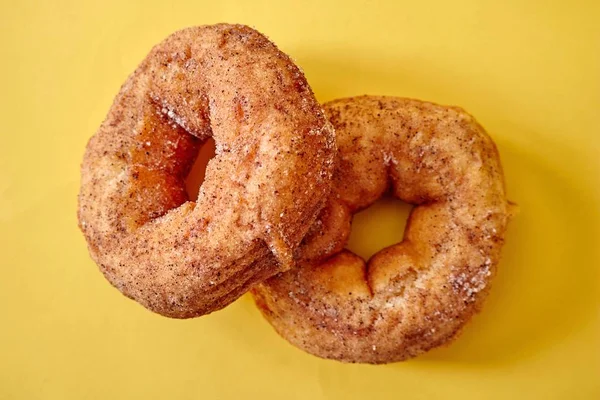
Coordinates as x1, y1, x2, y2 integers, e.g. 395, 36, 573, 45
78, 24, 336, 318
252, 96, 513, 363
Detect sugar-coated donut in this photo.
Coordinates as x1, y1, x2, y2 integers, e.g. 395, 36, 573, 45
78, 24, 335, 318
252, 96, 512, 363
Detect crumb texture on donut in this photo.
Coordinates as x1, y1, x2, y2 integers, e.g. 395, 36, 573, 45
252, 96, 512, 363
78, 24, 335, 318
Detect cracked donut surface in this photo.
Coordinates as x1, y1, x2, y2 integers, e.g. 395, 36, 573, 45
252, 96, 512, 363
78, 24, 336, 318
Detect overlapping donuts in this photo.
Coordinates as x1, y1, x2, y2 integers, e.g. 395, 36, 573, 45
79, 25, 512, 363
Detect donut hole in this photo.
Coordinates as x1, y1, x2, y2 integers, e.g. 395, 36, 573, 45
345, 195, 413, 260
185, 137, 216, 201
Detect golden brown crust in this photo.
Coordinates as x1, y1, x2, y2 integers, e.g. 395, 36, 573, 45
252, 96, 512, 363
78, 24, 336, 318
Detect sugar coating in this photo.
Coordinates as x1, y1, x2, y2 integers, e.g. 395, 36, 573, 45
252, 96, 513, 363
78, 24, 336, 318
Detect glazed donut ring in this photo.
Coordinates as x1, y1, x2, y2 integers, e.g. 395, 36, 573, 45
78, 24, 335, 318
252, 96, 512, 363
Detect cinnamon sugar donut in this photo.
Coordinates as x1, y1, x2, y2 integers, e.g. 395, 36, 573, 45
78, 24, 335, 318
252, 96, 512, 363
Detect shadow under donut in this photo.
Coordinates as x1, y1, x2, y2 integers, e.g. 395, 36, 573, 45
241, 50, 598, 367
184, 50, 599, 369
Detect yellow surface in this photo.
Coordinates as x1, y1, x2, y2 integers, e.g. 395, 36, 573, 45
1, 0, 599, 398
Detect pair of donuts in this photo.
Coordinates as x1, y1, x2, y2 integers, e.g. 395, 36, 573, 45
78, 24, 512, 363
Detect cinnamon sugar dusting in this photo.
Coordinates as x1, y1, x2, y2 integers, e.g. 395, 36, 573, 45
252, 96, 512, 363
78, 24, 336, 318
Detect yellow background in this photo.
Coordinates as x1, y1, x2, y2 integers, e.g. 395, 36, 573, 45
1, 0, 599, 398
